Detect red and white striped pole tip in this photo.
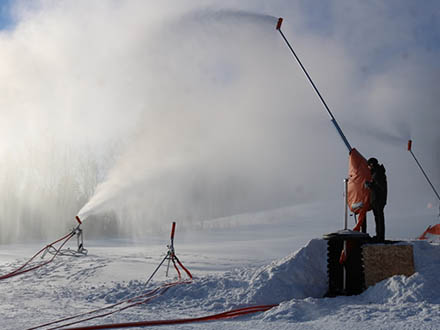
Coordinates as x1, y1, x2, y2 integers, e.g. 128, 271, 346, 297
75, 216, 82, 225
276, 17, 283, 30
407, 140, 412, 151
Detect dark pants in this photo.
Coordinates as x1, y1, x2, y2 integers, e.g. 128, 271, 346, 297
373, 206, 385, 242
361, 214, 367, 234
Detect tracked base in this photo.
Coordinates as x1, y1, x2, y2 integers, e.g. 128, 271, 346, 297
324, 230, 415, 296
325, 231, 369, 296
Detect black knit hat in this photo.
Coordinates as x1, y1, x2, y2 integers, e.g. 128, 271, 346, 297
367, 157, 378, 166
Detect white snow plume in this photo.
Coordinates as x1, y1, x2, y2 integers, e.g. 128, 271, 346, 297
1, 1, 439, 242
78, 2, 440, 237
76, 7, 341, 235
348, 120, 411, 148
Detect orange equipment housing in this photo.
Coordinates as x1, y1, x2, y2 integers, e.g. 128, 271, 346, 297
347, 148, 372, 231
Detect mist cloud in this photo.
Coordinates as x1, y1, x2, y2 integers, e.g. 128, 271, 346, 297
0, 0, 439, 241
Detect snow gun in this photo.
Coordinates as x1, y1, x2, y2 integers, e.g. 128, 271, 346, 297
0, 216, 87, 281
275, 17, 371, 231
276, 19, 374, 296
73, 216, 87, 255
407, 140, 440, 216
43, 216, 87, 257
145, 222, 192, 287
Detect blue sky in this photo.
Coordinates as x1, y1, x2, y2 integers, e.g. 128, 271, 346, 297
0, 0, 14, 30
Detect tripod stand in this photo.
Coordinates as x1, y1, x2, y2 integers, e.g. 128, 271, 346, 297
145, 222, 192, 287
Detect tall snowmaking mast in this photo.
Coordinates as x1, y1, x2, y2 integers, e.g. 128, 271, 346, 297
275, 17, 371, 232
276, 18, 417, 297
407, 140, 440, 216
276, 18, 352, 152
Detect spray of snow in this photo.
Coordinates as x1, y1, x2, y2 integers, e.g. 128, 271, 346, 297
76, 9, 330, 231
0, 1, 439, 242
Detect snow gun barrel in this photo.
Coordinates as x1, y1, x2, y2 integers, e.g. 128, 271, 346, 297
275, 17, 352, 152
75, 216, 82, 225
408, 140, 412, 151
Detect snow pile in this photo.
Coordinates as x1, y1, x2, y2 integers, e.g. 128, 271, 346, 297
261, 240, 440, 329
149, 238, 328, 314
154, 238, 440, 328
362, 240, 440, 305
3, 235, 440, 329
246, 238, 328, 304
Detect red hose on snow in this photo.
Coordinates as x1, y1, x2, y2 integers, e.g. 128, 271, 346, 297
0, 231, 76, 281
62, 304, 277, 330
27, 280, 193, 330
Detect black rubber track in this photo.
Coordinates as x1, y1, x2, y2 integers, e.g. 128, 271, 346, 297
325, 239, 366, 296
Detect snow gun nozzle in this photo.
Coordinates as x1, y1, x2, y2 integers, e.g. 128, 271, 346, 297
171, 222, 176, 240
276, 17, 283, 30
75, 216, 82, 225
407, 140, 412, 151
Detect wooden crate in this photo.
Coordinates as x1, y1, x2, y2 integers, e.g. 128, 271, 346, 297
362, 243, 415, 287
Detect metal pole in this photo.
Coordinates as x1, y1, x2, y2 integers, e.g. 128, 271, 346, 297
408, 140, 440, 202
344, 178, 349, 230
343, 178, 348, 292
276, 18, 352, 152
145, 254, 169, 287
342, 240, 347, 293
166, 222, 177, 276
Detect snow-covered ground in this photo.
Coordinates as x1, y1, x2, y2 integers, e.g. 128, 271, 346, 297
1, 203, 440, 330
